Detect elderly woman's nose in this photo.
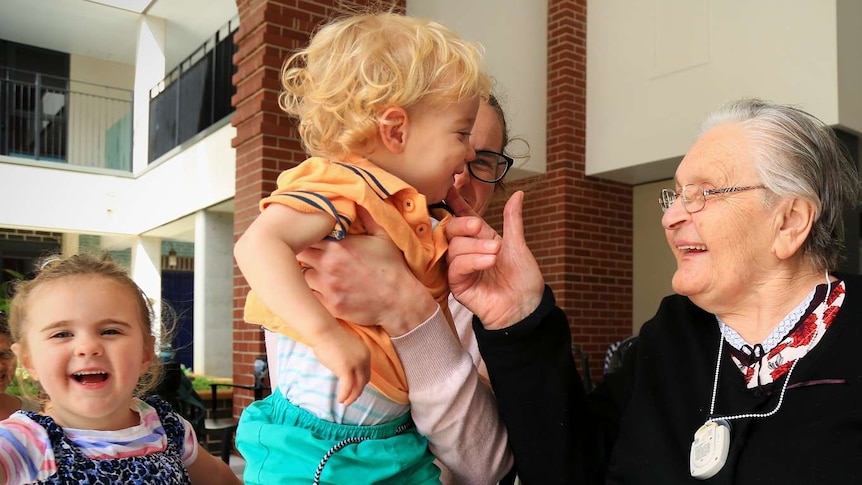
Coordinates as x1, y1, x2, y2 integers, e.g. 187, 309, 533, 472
661, 196, 689, 229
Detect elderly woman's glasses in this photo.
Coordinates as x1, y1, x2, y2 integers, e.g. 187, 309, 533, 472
658, 184, 765, 213
468, 150, 514, 183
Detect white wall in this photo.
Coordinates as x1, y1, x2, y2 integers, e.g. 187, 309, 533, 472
193, 210, 234, 377
124, 124, 236, 235
587, 0, 843, 184
134, 16, 167, 173
0, 161, 135, 233
407, 0, 548, 179
0, 123, 236, 236
632, 179, 675, 332
70, 55, 135, 90
68, 55, 136, 168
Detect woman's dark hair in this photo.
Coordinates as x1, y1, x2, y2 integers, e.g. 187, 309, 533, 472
487, 92, 530, 194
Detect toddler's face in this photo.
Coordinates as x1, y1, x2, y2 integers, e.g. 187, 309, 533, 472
397, 96, 481, 203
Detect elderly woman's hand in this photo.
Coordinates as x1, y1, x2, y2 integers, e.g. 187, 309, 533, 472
446, 189, 545, 330
296, 207, 439, 337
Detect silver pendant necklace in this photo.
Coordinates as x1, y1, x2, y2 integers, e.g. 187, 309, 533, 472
689, 270, 830, 480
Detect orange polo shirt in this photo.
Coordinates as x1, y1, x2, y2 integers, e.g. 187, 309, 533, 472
243, 156, 453, 405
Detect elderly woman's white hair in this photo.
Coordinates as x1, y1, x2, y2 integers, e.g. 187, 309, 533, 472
699, 98, 860, 270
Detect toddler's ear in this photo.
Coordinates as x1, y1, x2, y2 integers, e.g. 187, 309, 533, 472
378, 107, 408, 153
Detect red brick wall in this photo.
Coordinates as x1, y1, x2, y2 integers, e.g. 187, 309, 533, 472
486, 0, 633, 384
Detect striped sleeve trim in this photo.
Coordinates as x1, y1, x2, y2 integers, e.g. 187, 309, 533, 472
281, 191, 351, 241
333, 162, 391, 199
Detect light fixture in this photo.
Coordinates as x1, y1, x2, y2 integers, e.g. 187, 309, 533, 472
167, 248, 178, 269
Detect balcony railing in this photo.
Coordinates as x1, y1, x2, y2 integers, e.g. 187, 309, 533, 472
0, 67, 133, 171
148, 16, 238, 163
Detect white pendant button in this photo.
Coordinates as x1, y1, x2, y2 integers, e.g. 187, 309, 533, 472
690, 419, 731, 480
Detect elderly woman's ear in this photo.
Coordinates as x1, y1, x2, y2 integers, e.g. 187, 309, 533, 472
773, 197, 816, 261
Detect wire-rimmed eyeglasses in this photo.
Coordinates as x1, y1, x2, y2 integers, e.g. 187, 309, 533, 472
467, 150, 514, 184
658, 184, 765, 213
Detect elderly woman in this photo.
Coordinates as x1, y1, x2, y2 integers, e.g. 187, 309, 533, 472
443, 98, 861, 484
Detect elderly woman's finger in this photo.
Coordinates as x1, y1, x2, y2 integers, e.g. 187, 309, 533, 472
502, 191, 525, 244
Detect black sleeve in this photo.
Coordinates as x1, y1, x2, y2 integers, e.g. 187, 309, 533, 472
587, 339, 637, 481
474, 285, 595, 485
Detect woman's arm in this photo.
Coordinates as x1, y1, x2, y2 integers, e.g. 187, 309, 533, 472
391, 307, 513, 484
446, 190, 594, 484
474, 289, 591, 485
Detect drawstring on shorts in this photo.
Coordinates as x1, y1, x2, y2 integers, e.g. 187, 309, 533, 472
312, 421, 412, 485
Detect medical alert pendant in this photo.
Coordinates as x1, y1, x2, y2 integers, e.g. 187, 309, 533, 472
689, 419, 730, 480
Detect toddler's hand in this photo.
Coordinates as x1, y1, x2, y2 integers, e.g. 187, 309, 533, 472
313, 328, 371, 406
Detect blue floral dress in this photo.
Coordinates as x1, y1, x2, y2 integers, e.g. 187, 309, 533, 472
9, 395, 191, 484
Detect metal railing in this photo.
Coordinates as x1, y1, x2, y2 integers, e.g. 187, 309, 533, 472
148, 16, 238, 163
0, 67, 133, 171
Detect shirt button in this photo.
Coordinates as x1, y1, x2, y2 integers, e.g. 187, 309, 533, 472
404, 200, 415, 212
416, 224, 428, 234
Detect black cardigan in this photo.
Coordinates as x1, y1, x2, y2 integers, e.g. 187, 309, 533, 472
475, 277, 862, 485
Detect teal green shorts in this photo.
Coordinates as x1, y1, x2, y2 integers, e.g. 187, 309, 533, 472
236, 391, 441, 485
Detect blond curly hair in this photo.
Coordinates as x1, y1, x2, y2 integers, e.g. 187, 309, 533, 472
280, 12, 491, 158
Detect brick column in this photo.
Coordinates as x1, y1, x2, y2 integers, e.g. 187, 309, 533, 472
232, 0, 330, 410
487, 0, 633, 382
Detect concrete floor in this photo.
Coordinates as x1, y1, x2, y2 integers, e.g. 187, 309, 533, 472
229, 454, 246, 482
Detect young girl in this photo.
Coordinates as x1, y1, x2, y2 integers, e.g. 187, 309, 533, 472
234, 11, 490, 485
0, 254, 240, 485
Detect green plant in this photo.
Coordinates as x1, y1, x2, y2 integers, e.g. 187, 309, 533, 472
189, 374, 217, 393
177, 364, 216, 392
6, 367, 40, 398
0, 269, 25, 314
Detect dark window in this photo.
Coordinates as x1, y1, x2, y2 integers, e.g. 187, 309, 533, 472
0, 238, 61, 280
0, 40, 70, 161
835, 128, 860, 273
148, 24, 237, 163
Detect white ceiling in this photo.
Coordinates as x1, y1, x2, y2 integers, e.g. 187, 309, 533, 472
86, 0, 154, 13
0, 0, 238, 69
